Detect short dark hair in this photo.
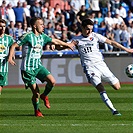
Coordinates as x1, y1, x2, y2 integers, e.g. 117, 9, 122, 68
82, 18, 94, 27
0, 19, 6, 24
30, 17, 43, 27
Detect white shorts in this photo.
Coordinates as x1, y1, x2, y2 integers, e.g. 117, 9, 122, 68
83, 61, 119, 87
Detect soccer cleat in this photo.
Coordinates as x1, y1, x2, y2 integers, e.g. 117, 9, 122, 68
113, 111, 121, 116
40, 94, 50, 109
35, 109, 44, 117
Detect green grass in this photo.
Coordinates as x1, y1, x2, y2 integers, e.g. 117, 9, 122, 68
0, 84, 133, 133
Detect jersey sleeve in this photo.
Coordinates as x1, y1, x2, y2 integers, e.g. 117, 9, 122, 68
42, 33, 52, 45
17, 33, 28, 46
95, 33, 107, 43
8, 36, 15, 47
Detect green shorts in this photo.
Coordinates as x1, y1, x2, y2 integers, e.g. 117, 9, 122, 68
21, 65, 51, 88
0, 72, 8, 86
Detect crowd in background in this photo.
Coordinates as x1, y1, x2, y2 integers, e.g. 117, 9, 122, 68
0, 0, 133, 52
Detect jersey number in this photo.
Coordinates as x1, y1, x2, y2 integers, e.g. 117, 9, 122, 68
82, 47, 92, 53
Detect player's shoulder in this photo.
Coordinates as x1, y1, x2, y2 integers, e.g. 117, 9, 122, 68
4, 34, 13, 38
72, 35, 83, 40
4, 34, 14, 40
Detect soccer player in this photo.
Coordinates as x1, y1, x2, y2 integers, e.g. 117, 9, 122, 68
69, 18, 133, 115
0, 19, 14, 95
8, 17, 75, 117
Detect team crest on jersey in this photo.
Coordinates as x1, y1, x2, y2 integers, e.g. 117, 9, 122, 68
33, 44, 42, 52
0, 44, 6, 52
89, 37, 94, 41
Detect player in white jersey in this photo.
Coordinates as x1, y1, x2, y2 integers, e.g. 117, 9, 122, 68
71, 18, 133, 115
8, 17, 75, 117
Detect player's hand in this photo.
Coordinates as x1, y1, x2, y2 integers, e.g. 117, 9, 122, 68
51, 44, 55, 51
67, 40, 78, 51
8, 57, 16, 66
126, 48, 133, 53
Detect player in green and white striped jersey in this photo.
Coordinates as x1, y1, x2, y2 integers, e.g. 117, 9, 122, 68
0, 19, 14, 95
8, 17, 75, 117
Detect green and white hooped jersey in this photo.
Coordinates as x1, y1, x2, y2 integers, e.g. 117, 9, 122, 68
0, 34, 14, 72
17, 32, 52, 71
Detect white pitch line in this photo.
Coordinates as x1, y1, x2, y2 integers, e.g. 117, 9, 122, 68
0, 123, 132, 127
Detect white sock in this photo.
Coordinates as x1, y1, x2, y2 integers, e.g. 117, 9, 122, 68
100, 91, 116, 112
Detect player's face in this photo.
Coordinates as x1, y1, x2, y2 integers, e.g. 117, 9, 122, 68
82, 25, 93, 36
34, 19, 44, 34
0, 22, 6, 35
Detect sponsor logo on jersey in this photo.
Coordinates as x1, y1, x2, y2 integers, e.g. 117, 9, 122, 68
0, 44, 6, 52
33, 44, 42, 52
89, 37, 94, 41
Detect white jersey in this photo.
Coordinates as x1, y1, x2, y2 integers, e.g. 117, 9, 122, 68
72, 32, 107, 67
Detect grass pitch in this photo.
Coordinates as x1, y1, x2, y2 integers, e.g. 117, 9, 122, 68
0, 84, 133, 133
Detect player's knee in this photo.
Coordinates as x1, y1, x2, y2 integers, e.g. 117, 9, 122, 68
51, 79, 56, 87
112, 82, 121, 90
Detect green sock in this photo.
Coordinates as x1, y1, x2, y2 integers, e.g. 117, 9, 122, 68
32, 99, 39, 110
43, 84, 53, 96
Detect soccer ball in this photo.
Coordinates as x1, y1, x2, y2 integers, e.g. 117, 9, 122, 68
125, 64, 133, 78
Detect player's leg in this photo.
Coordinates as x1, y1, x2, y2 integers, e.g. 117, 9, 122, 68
95, 83, 121, 115
0, 86, 3, 95
98, 63, 121, 115
40, 74, 56, 109
30, 83, 44, 117
0, 72, 8, 95
36, 66, 56, 109
111, 81, 121, 90
21, 70, 43, 117
85, 64, 121, 115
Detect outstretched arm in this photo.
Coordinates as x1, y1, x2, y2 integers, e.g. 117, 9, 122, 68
105, 38, 133, 53
51, 39, 77, 51
8, 42, 19, 65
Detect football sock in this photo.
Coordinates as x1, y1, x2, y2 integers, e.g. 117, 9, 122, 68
100, 91, 116, 112
43, 84, 53, 96
32, 99, 39, 110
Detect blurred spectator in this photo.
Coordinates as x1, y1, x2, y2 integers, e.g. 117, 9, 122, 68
22, 23, 31, 34
112, 23, 122, 51
127, 21, 133, 38
7, 21, 16, 39
66, 5, 76, 30
89, 12, 96, 22
95, 11, 104, 26
89, 0, 100, 17
110, 0, 121, 16
44, 22, 57, 38
14, 22, 23, 41
113, 10, 125, 25
43, 11, 55, 28
98, 21, 107, 36
99, 0, 110, 17
70, 0, 81, 14
30, 0, 42, 17
125, 10, 133, 27
54, 3, 61, 15
13, 1, 26, 24
105, 27, 114, 52
118, 4, 127, 20
76, 5, 89, 30
60, 31, 69, 42
77, 5, 89, 24
22, 1, 31, 27
6, 2, 16, 25
105, 11, 114, 28
93, 19, 99, 33
54, 22, 62, 39
0, 0, 8, 21
120, 24, 131, 48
